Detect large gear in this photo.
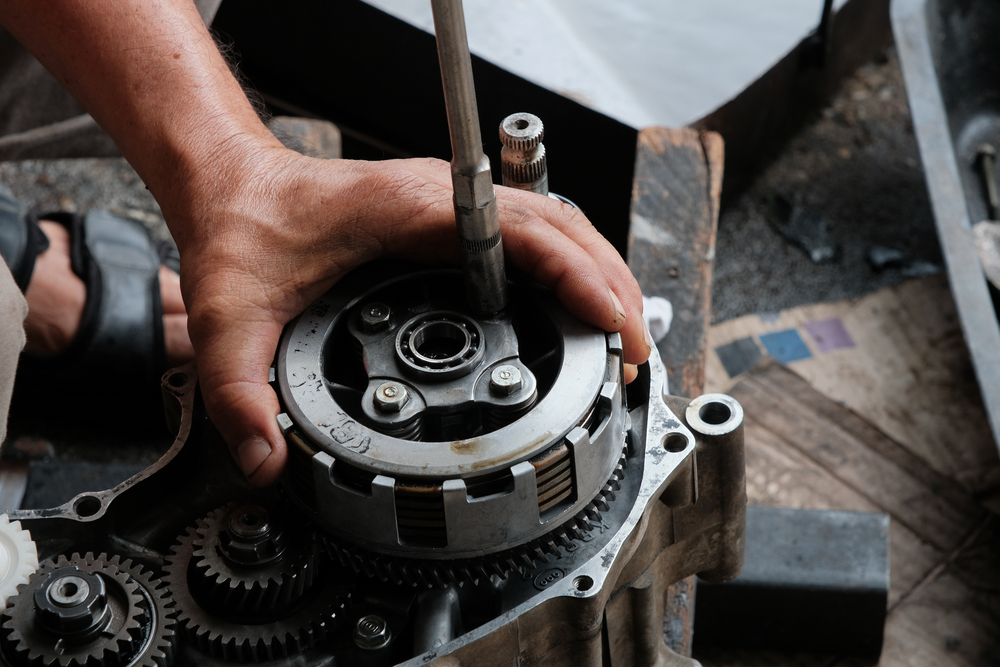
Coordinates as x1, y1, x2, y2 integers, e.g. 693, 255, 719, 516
0, 553, 176, 667
0, 514, 38, 611
189, 504, 320, 615
163, 517, 347, 663
322, 448, 628, 588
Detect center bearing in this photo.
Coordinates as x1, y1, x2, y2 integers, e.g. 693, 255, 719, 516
276, 263, 628, 572
396, 312, 485, 379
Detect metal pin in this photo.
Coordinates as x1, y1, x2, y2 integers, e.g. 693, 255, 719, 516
976, 144, 999, 220
431, 0, 508, 315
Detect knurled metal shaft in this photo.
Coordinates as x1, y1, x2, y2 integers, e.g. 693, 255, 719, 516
431, 0, 508, 314
499, 113, 548, 195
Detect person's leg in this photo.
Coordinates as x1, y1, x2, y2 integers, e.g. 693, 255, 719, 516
0, 258, 27, 443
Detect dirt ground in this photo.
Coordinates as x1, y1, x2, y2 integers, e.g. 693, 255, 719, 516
711, 46, 942, 323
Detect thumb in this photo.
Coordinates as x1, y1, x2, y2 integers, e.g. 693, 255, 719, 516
190, 302, 288, 487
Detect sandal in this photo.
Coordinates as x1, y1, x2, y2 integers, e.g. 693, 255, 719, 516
0, 185, 173, 398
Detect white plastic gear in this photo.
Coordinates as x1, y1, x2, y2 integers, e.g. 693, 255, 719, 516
0, 514, 38, 611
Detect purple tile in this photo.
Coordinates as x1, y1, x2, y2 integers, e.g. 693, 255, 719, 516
803, 317, 855, 352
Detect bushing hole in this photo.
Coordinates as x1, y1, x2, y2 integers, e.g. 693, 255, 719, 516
663, 433, 688, 453
73, 495, 101, 517
515, 119, 529, 130
699, 402, 732, 425
412, 321, 468, 361
168, 372, 188, 387
573, 575, 594, 592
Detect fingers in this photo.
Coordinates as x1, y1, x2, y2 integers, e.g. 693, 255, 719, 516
490, 190, 651, 367
187, 290, 288, 487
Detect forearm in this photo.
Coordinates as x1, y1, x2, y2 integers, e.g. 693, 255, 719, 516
0, 0, 278, 240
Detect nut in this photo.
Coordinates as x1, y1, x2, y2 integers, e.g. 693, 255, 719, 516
489, 365, 523, 396
374, 381, 410, 413
360, 302, 391, 333
35, 568, 107, 635
354, 614, 392, 650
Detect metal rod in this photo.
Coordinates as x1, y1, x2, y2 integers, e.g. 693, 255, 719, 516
431, 0, 508, 314
977, 144, 999, 220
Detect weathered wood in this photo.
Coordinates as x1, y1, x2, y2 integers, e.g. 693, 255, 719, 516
733, 362, 985, 553
628, 127, 724, 398
268, 116, 342, 159
626, 127, 724, 659
705, 276, 1000, 507
695, 360, 1000, 667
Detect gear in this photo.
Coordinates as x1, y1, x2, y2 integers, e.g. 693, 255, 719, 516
0, 552, 176, 667
164, 514, 347, 663
0, 514, 38, 611
189, 504, 320, 615
323, 447, 628, 588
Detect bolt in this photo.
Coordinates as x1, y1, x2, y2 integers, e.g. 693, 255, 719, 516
354, 614, 392, 650
489, 365, 523, 396
360, 302, 392, 333
218, 505, 286, 566
374, 381, 410, 413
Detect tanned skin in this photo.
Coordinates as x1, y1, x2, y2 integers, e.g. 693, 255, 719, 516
0, 0, 652, 486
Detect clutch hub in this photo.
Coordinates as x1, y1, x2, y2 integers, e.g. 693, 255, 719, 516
275, 264, 629, 577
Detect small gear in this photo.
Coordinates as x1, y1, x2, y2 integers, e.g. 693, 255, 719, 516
0, 515, 38, 611
323, 447, 628, 588
0, 552, 176, 667
164, 510, 347, 663
189, 504, 320, 615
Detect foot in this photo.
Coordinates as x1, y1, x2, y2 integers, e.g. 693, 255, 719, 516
22, 220, 194, 366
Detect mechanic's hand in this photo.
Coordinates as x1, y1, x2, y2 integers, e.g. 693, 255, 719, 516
169, 144, 650, 487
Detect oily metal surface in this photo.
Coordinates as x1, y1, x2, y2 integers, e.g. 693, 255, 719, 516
277, 266, 609, 479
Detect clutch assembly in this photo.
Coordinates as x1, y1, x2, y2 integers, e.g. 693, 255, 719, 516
0, 1, 746, 665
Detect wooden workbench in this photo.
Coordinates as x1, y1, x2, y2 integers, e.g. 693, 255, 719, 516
626, 127, 726, 656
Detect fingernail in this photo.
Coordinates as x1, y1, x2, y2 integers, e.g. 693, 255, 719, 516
643, 319, 654, 351
237, 436, 272, 479
609, 289, 626, 327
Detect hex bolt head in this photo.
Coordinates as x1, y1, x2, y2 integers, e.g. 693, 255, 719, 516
374, 381, 410, 413
489, 365, 523, 396
360, 302, 392, 333
354, 614, 392, 650
218, 505, 286, 566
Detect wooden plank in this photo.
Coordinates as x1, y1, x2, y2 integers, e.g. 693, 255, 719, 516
880, 563, 1000, 667
706, 276, 1000, 506
742, 419, 942, 608
694, 361, 1000, 667
731, 362, 984, 553
628, 127, 724, 398
626, 127, 724, 658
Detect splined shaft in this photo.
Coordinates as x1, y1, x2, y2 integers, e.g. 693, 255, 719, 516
499, 113, 548, 196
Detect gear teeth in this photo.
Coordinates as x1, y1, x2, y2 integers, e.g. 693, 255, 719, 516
315, 442, 629, 588
164, 509, 346, 664
0, 552, 176, 667
190, 505, 320, 616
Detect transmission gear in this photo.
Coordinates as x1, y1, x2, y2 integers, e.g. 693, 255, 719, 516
323, 448, 628, 588
163, 509, 348, 663
0, 514, 38, 611
189, 504, 320, 614
0, 552, 176, 667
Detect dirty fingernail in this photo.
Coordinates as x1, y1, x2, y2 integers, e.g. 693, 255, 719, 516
609, 289, 626, 327
237, 436, 272, 478
643, 319, 654, 351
